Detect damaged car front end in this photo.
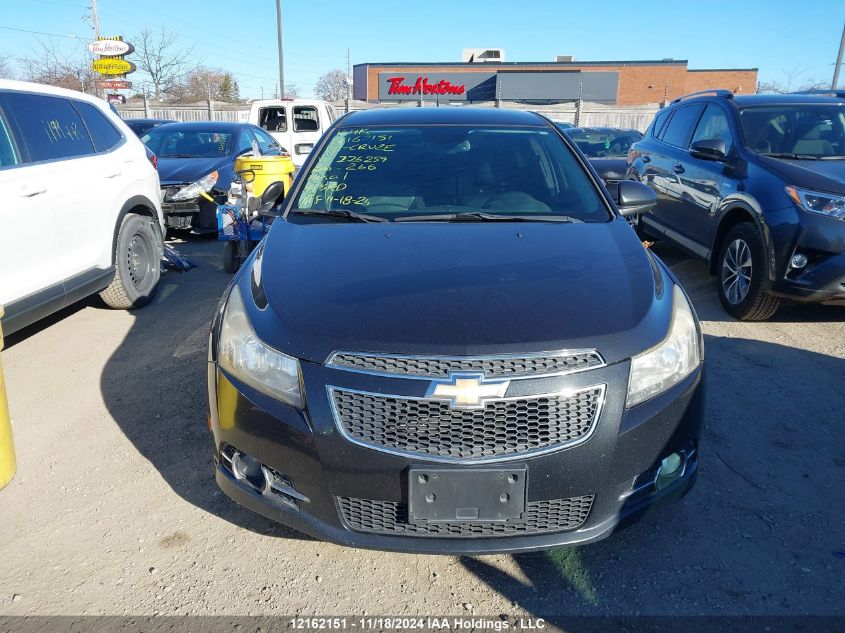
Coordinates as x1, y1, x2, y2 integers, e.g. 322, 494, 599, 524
206, 108, 705, 554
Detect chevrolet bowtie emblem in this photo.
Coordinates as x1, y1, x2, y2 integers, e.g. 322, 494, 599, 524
426, 373, 510, 409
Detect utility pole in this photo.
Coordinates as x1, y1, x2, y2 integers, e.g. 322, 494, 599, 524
90, 0, 102, 100
346, 48, 352, 113
91, 0, 101, 38
275, 0, 285, 99
833, 23, 845, 90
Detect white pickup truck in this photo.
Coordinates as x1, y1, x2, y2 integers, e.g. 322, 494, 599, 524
242, 99, 338, 167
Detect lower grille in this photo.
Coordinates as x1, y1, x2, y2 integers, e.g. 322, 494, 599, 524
338, 495, 594, 537
331, 386, 603, 461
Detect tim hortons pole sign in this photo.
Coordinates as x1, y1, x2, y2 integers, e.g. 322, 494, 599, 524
90, 36, 135, 87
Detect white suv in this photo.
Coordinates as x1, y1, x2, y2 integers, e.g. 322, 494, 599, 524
0, 80, 165, 335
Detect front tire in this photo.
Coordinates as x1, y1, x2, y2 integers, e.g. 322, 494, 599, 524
716, 222, 780, 321
222, 242, 242, 273
100, 214, 162, 309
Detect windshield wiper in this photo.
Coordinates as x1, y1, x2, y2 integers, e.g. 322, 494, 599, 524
395, 212, 579, 223
761, 152, 820, 160
160, 154, 198, 158
289, 208, 388, 223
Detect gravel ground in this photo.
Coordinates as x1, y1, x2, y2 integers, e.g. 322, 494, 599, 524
1, 237, 843, 619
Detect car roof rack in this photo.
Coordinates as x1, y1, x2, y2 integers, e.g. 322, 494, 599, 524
789, 89, 845, 98
670, 89, 734, 104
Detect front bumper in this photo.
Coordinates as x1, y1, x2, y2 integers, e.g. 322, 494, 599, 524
768, 208, 845, 302
207, 355, 705, 554
161, 191, 220, 232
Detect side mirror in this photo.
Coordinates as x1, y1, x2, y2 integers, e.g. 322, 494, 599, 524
258, 181, 285, 215
616, 180, 657, 217
689, 138, 727, 161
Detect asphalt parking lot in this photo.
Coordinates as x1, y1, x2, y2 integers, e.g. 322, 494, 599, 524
1, 236, 844, 619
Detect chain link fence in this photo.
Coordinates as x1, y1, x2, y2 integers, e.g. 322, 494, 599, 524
116, 101, 661, 132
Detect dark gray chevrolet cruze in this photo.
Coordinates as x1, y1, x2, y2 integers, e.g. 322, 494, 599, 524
207, 108, 705, 554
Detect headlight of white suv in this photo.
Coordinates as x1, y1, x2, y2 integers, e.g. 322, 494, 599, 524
171, 170, 219, 201
218, 284, 303, 408
626, 285, 701, 407
786, 186, 845, 220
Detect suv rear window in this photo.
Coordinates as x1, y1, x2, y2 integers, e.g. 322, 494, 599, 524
73, 100, 123, 152
661, 104, 706, 148
4, 92, 95, 162
259, 107, 287, 132
294, 125, 609, 222
293, 106, 319, 132
652, 109, 671, 139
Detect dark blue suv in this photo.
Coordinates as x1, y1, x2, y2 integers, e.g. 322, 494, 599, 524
629, 90, 845, 320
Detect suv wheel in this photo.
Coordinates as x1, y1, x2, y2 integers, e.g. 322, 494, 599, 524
716, 222, 780, 321
100, 214, 162, 309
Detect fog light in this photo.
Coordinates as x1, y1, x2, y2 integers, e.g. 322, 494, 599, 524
791, 253, 808, 269
656, 452, 684, 490
231, 451, 266, 491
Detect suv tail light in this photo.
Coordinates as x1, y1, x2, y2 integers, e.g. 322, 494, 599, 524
144, 146, 157, 170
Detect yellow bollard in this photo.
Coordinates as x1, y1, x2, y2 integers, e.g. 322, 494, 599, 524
0, 306, 16, 489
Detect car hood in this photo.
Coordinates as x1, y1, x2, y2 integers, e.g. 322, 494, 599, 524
756, 155, 845, 194
157, 156, 232, 186
245, 219, 675, 366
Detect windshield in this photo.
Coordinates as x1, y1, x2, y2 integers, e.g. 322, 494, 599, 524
566, 128, 643, 158
293, 125, 609, 222
141, 128, 234, 158
739, 104, 845, 158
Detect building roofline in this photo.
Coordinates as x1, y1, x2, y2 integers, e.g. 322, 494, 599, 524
687, 68, 758, 72
353, 59, 691, 69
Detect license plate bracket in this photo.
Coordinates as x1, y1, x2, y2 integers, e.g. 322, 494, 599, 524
408, 466, 527, 523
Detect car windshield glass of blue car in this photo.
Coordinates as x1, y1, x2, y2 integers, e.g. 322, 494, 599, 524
292, 125, 610, 222
141, 129, 234, 158
740, 104, 845, 159
567, 128, 643, 158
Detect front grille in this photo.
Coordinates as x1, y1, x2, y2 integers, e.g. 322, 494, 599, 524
338, 495, 594, 537
331, 386, 603, 461
327, 351, 604, 379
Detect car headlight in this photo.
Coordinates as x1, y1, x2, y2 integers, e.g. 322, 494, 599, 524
786, 186, 845, 220
626, 285, 701, 407
217, 284, 303, 408
171, 170, 219, 201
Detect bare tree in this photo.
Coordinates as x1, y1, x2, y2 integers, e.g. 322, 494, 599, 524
0, 57, 14, 79
169, 66, 240, 103
285, 83, 300, 99
21, 42, 98, 93
314, 69, 349, 102
132, 28, 192, 100
758, 65, 827, 94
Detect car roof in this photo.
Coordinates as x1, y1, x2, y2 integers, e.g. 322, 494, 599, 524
147, 121, 251, 132
0, 78, 115, 108
731, 93, 845, 106
127, 118, 174, 124
338, 107, 548, 127
569, 127, 640, 133
670, 92, 845, 109
249, 98, 330, 107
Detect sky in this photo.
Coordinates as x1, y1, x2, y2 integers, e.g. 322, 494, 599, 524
1, 0, 843, 99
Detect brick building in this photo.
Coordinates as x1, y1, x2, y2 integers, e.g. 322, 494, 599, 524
352, 59, 758, 106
